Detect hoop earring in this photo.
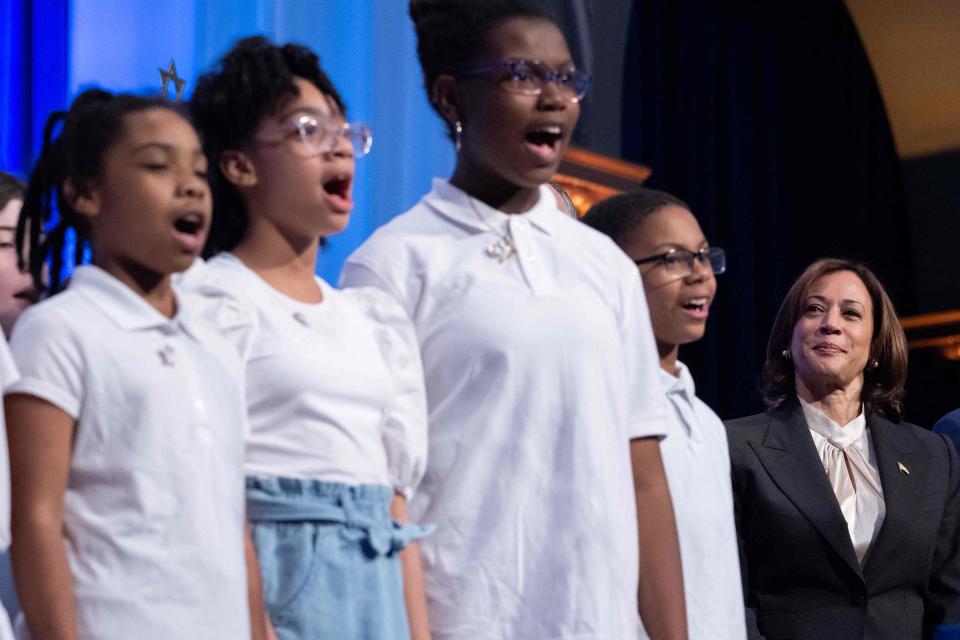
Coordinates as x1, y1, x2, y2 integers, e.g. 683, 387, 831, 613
781, 349, 792, 360
454, 120, 463, 152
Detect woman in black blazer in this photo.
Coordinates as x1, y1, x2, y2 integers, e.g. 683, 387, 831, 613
727, 258, 960, 640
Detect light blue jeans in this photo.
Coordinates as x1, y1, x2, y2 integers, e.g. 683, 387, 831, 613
247, 477, 431, 640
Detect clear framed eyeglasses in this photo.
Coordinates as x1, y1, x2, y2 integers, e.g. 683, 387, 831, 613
456, 58, 592, 103
258, 114, 373, 158
634, 247, 727, 279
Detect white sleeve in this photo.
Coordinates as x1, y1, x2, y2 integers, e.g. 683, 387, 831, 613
178, 273, 258, 364
347, 287, 428, 500
7, 306, 84, 419
620, 259, 669, 440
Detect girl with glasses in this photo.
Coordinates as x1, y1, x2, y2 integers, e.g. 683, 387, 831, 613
342, 2, 686, 638
185, 37, 431, 640
584, 188, 744, 640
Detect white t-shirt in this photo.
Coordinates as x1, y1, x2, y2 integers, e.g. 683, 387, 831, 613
0, 335, 18, 640
658, 362, 746, 639
181, 253, 427, 497
6, 266, 249, 640
342, 179, 668, 640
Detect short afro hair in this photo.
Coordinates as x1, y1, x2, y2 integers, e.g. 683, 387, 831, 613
409, 0, 556, 132
581, 188, 690, 248
189, 36, 345, 255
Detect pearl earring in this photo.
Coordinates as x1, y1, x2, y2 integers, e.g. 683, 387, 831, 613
454, 120, 463, 152
781, 349, 792, 360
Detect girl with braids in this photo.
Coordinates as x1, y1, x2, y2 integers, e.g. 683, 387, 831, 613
5, 89, 268, 639
342, 1, 686, 638
185, 37, 431, 639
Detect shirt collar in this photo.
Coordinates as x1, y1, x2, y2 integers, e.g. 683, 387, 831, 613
424, 178, 559, 236
70, 265, 200, 338
658, 360, 696, 399
799, 396, 867, 447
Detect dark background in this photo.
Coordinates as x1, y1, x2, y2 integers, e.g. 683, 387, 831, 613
545, 0, 960, 426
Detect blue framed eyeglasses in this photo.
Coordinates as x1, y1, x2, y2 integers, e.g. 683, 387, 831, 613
456, 58, 592, 103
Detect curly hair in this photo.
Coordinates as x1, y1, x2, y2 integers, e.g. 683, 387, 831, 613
19, 89, 184, 293
189, 36, 345, 255
760, 258, 908, 421
409, 0, 556, 136
581, 188, 690, 248
0, 172, 25, 211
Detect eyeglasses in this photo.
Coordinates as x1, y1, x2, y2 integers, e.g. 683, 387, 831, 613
456, 58, 592, 103
634, 247, 726, 279
257, 114, 373, 158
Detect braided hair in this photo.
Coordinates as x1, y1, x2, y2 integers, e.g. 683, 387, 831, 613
189, 36, 345, 256
18, 89, 183, 293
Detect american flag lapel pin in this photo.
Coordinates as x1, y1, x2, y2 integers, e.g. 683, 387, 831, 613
897, 461, 910, 475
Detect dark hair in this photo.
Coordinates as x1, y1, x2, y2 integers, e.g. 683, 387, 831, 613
409, 0, 556, 136
19, 89, 184, 293
581, 188, 690, 247
189, 36, 345, 256
761, 258, 908, 421
0, 172, 25, 211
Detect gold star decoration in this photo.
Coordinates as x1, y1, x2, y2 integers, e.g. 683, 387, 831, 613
159, 59, 186, 101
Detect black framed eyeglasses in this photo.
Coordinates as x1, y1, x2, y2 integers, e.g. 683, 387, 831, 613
634, 247, 726, 279
456, 58, 592, 103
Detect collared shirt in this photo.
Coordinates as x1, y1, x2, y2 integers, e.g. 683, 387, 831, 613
800, 398, 885, 563
658, 362, 746, 640
342, 179, 667, 640
181, 254, 428, 498
7, 266, 249, 640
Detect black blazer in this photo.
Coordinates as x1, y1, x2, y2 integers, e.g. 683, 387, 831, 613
726, 402, 960, 640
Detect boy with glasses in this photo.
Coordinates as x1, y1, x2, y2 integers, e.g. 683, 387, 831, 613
583, 189, 745, 640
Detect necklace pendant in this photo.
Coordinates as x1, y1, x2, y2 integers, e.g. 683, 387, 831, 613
292, 311, 309, 327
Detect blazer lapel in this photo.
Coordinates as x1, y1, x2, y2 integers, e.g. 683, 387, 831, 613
749, 403, 863, 579
863, 415, 926, 579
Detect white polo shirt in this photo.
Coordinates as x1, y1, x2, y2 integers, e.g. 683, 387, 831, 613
0, 335, 18, 640
181, 253, 427, 497
658, 362, 746, 639
342, 179, 668, 640
7, 266, 249, 640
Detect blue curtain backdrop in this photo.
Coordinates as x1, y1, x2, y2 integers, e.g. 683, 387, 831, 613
0, 0, 454, 282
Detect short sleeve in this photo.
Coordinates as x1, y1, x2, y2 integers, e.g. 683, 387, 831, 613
346, 287, 428, 500
341, 236, 422, 321
7, 306, 84, 419
619, 258, 668, 440
177, 268, 259, 364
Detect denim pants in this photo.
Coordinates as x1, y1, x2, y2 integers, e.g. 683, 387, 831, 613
247, 477, 431, 640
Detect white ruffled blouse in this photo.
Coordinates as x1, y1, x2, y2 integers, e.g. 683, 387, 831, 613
181, 253, 428, 498
800, 398, 886, 564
